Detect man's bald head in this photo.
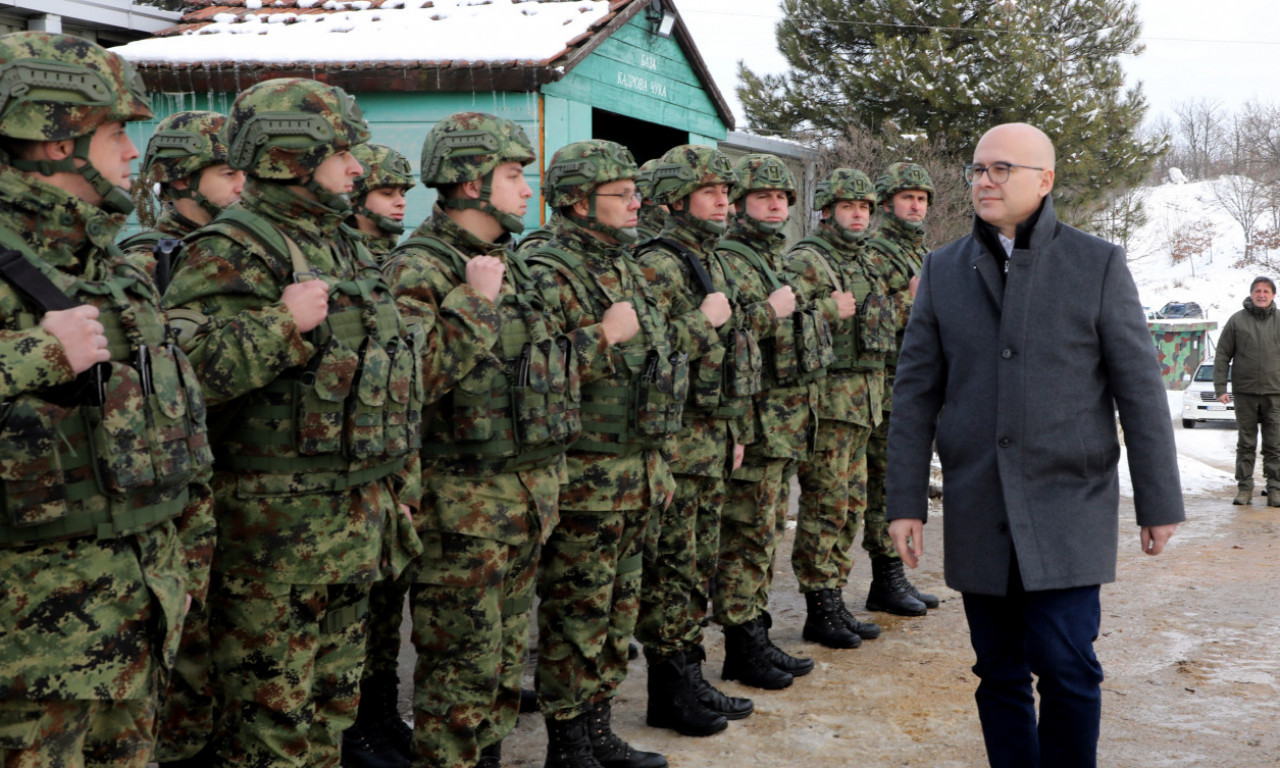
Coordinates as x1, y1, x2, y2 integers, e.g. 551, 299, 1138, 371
969, 122, 1056, 238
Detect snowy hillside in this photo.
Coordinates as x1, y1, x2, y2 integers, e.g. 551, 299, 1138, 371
1125, 173, 1263, 325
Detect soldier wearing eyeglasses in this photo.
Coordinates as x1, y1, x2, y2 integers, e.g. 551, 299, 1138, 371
887, 122, 1183, 768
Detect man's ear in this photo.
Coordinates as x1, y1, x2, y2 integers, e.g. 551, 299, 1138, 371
34, 139, 75, 162
571, 197, 590, 218
460, 178, 483, 200
1039, 169, 1055, 198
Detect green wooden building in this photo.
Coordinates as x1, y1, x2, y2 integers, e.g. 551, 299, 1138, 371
112, 0, 736, 232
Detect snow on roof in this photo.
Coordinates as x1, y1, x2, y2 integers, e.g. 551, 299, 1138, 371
112, 0, 618, 68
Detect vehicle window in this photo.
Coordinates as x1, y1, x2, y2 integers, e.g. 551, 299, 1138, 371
1195, 363, 1230, 382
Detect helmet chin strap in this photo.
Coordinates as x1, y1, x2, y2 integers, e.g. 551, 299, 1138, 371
570, 193, 638, 245
301, 176, 353, 214
356, 200, 405, 235
442, 170, 526, 234
736, 210, 785, 236
169, 174, 222, 221
11, 134, 135, 215
886, 210, 926, 234
672, 202, 726, 237
822, 213, 868, 244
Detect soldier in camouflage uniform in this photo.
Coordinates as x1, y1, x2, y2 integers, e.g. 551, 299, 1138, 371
710, 153, 816, 690
862, 162, 939, 616
518, 139, 676, 768
119, 110, 244, 290
782, 168, 896, 648
634, 159, 667, 243
633, 144, 753, 738
382, 112, 575, 768
0, 31, 213, 768
163, 77, 424, 768
349, 142, 413, 262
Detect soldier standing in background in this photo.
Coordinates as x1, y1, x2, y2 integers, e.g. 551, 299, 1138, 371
635, 159, 668, 243
0, 31, 213, 767
711, 153, 814, 690
783, 169, 893, 649
863, 162, 939, 616
119, 110, 244, 291
633, 145, 751, 738
383, 112, 575, 768
519, 139, 673, 768
163, 77, 423, 768
349, 143, 413, 263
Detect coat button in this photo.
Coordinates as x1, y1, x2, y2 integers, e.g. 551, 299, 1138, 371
1001, 348, 1013, 359
997, 522, 1009, 534
999, 437, 1011, 447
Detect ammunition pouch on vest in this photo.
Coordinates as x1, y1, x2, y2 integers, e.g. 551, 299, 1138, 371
798, 236, 887, 373
0, 232, 208, 547
402, 236, 581, 474
524, 243, 686, 457
195, 209, 420, 492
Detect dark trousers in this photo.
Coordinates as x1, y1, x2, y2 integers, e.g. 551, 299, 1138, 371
1232, 392, 1280, 493
962, 576, 1104, 768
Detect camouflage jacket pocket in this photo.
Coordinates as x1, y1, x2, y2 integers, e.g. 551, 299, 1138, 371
452, 358, 499, 443
145, 347, 195, 484
297, 338, 358, 455
772, 316, 799, 382
546, 336, 581, 444
635, 350, 687, 436
0, 396, 71, 528
691, 344, 726, 409
858, 293, 896, 354
173, 347, 214, 468
383, 338, 422, 457
345, 341, 390, 459
796, 309, 835, 373
88, 362, 157, 493
514, 341, 553, 447
724, 328, 763, 398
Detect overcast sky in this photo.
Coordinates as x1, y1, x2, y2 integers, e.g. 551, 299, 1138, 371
681, 0, 1280, 130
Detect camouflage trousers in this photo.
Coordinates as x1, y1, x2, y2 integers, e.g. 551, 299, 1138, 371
536, 505, 652, 721
863, 410, 901, 560
0, 699, 155, 768
152, 598, 215, 762
207, 574, 371, 768
792, 419, 872, 591
636, 474, 724, 660
713, 458, 794, 627
408, 530, 539, 768
363, 572, 410, 680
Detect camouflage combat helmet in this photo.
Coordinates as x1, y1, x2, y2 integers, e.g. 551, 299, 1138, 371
420, 111, 535, 234
636, 158, 660, 206
875, 161, 934, 206
650, 144, 737, 235
545, 139, 640, 244
351, 142, 412, 235
814, 168, 877, 243
0, 31, 153, 214
226, 77, 370, 207
143, 110, 231, 218
730, 153, 796, 236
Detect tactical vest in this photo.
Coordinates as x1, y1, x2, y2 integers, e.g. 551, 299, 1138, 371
191, 209, 420, 493
0, 228, 209, 548
119, 229, 184, 294
399, 235, 581, 475
639, 237, 759, 420
795, 236, 894, 372
524, 242, 687, 457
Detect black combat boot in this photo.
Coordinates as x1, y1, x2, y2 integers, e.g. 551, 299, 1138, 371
758, 611, 814, 677
721, 618, 793, 690
341, 721, 408, 768
588, 700, 668, 768
475, 741, 501, 768
686, 644, 753, 719
357, 670, 413, 759
803, 590, 861, 648
545, 713, 605, 768
834, 598, 882, 640
866, 556, 929, 616
520, 687, 538, 714
644, 651, 728, 736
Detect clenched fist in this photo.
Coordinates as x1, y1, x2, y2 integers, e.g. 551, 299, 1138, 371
282, 280, 330, 333
466, 255, 505, 304
41, 305, 109, 374
601, 301, 640, 346
831, 290, 857, 320
768, 285, 796, 319
699, 291, 732, 328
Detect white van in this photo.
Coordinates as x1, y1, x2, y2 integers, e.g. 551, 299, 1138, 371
1182, 360, 1233, 428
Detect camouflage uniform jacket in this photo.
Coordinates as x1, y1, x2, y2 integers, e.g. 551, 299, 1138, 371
358, 230, 399, 265
119, 206, 201, 278
636, 206, 666, 245
164, 178, 421, 584
781, 223, 888, 429
521, 214, 675, 512
0, 166, 211, 702
718, 222, 817, 465
385, 208, 560, 546
867, 213, 928, 373
636, 216, 743, 477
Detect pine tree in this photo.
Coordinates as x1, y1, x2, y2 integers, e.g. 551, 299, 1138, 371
738, 0, 1166, 220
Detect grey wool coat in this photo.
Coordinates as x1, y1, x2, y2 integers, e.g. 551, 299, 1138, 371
886, 195, 1186, 595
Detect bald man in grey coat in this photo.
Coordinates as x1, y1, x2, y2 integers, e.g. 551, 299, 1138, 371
886, 123, 1184, 768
